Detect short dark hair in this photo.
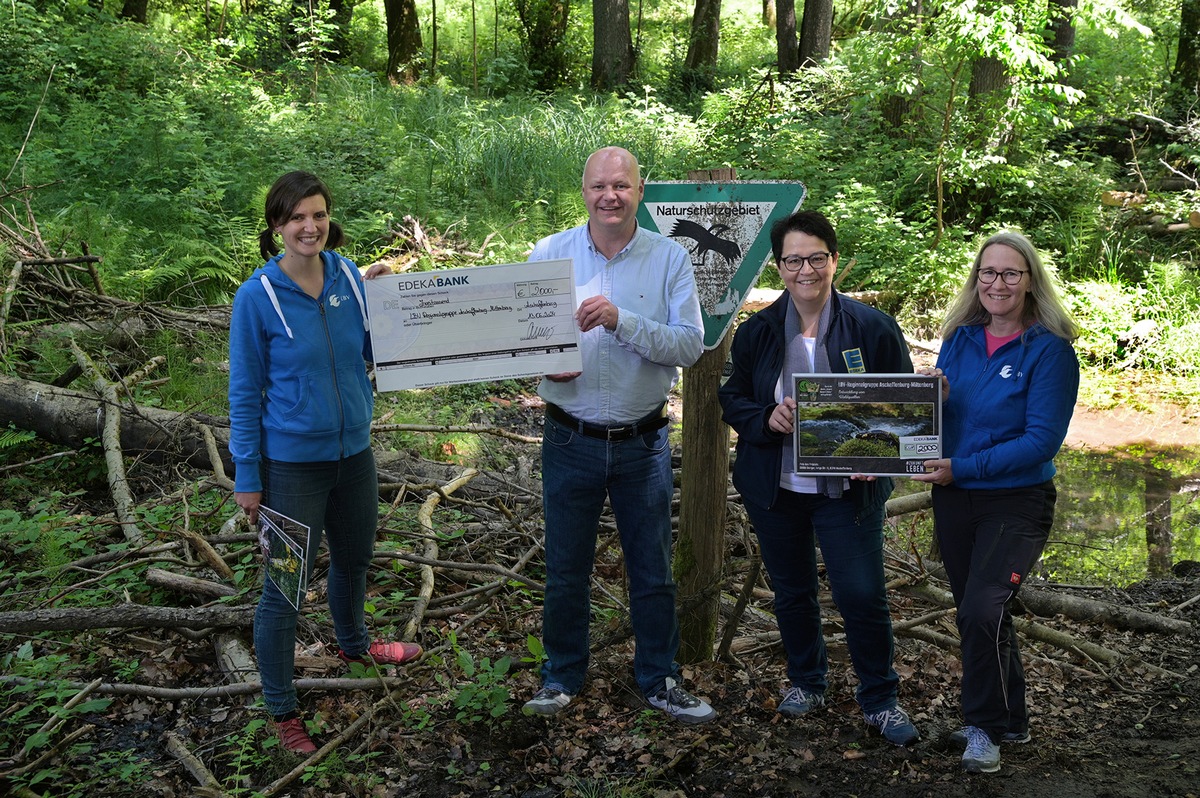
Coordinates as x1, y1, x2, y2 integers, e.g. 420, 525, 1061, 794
769, 210, 838, 263
259, 171, 345, 260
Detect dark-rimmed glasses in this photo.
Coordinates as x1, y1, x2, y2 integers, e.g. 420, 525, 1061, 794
977, 268, 1028, 285
780, 252, 831, 271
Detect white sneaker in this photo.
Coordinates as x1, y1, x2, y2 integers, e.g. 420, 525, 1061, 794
646, 677, 717, 725
522, 684, 573, 717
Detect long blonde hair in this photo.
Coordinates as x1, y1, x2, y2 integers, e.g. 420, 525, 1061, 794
941, 232, 1080, 342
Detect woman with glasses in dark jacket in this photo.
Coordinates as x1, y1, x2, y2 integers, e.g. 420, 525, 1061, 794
718, 209, 919, 746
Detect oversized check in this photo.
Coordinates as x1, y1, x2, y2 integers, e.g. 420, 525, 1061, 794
365, 258, 582, 391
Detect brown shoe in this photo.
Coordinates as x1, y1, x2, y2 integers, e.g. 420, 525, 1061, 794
275, 716, 317, 754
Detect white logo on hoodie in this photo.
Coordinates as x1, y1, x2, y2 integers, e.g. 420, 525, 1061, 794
999, 365, 1013, 378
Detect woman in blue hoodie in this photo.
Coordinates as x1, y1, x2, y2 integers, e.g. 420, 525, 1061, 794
229, 171, 420, 754
915, 231, 1080, 775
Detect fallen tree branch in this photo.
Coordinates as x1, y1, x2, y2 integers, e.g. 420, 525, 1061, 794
145, 567, 238, 599
0, 603, 256, 633
372, 422, 540, 444
0, 373, 232, 470
163, 730, 227, 794
0, 258, 23, 354
373, 550, 544, 592
0, 674, 416, 700
70, 338, 144, 544
1017, 587, 1191, 634
405, 468, 480, 640
904, 580, 1184, 679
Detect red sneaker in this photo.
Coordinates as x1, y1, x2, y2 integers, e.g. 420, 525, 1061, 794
274, 716, 317, 754
338, 639, 422, 667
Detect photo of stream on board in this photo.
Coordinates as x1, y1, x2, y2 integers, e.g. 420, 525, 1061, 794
792, 374, 942, 476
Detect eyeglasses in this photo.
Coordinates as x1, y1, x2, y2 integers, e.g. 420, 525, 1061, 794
779, 252, 831, 271
977, 268, 1028, 285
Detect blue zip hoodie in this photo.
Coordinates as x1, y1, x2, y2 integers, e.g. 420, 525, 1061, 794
228, 250, 374, 493
936, 323, 1079, 489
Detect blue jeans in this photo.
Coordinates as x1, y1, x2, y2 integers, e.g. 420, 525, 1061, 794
745, 488, 900, 714
254, 447, 378, 716
539, 415, 680, 697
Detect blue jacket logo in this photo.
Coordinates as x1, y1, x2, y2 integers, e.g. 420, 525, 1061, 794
1000, 365, 1013, 378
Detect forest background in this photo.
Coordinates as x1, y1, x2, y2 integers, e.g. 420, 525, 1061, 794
2, 0, 1200, 796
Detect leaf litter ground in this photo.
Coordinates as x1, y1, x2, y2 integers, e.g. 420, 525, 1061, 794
7, 394, 1200, 798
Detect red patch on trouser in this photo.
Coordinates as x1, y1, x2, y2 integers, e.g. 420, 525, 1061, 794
1010, 572, 1021, 585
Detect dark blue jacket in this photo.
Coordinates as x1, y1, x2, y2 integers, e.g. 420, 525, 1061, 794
936, 323, 1078, 488
719, 291, 913, 512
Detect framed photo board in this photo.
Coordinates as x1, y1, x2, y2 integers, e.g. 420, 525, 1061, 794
792, 374, 942, 476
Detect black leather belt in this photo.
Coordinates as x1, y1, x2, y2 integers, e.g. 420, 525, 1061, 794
544, 402, 668, 442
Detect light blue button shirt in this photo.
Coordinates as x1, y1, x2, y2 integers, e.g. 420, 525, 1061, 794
530, 223, 703, 425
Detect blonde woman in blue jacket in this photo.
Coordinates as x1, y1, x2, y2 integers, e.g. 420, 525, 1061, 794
229, 171, 420, 754
915, 231, 1080, 774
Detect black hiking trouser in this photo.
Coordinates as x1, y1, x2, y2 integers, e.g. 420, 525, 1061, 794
932, 481, 1056, 744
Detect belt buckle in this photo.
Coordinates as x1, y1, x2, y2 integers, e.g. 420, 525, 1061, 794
607, 424, 633, 441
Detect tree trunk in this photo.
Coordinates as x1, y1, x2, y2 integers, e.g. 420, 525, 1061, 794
384, 0, 423, 83
0, 374, 232, 472
1168, 0, 1200, 122
119, 0, 149, 23
879, 0, 923, 131
763, 0, 775, 27
328, 0, 357, 62
682, 0, 722, 93
592, 0, 636, 91
797, 0, 832, 67
775, 0, 798, 75
1048, 0, 1077, 66
515, 0, 571, 92
968, 55, 1007, 100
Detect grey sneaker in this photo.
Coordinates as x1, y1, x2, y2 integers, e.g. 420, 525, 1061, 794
777, 686, 826, 717
961, 725, 1001, 773
522, 684, 573, 717
863, 704, 920, 746
949, 726, 1031, 747
646, 677, 717, 725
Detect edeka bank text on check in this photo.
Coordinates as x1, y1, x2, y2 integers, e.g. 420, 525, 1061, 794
362, 258, 583, 391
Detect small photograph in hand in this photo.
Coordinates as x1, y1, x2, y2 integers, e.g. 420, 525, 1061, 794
259, 505, 312, 611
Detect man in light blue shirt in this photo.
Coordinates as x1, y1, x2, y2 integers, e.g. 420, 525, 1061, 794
521, 146, 715, 724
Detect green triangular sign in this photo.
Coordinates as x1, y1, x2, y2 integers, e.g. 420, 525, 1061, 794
638, 181, 807, 349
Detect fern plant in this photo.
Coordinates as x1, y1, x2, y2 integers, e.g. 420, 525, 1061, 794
0, 424, 36, 450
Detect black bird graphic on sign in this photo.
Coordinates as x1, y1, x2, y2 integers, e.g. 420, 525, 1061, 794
670, 219, 742, 264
